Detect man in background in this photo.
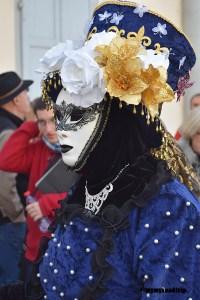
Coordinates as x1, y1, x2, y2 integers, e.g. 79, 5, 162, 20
0, 97, 66, 286
175, 93, 200, 140
0, 71, 33, 286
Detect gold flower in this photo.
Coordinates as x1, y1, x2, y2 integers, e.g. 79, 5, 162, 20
95, 33, 174, 117
96, 36, 148, 105
141, 65, 174, 117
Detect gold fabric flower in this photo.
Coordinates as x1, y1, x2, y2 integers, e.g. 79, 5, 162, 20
141, 65, 174, 117
96, 36, 148, 105
95, 32, 174, 117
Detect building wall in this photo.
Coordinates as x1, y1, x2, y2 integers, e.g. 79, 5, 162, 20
0, 0, 17, 72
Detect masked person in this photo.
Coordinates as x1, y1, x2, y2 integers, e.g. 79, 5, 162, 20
1, 1, 200, 300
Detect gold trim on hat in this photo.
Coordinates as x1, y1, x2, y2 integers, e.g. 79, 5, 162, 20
93, 0, 194, 53
0, 81, 23, 100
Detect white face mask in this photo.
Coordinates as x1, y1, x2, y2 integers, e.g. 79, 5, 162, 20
55, 89, 101, 168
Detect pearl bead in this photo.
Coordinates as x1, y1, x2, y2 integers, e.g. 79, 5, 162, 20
52, 286, 56, 291
188, 298, 193, 300
69, 221, 74, 226
53, 269, 58, 274
66, 245, 71, 250
186, 201, 191, 207
53, 238, 57, 242
60, 292, 65, 297
166, 211, 171, 216
44, 296, 47, 299
70, 269, 75, 275
174, 230, 179, 236
154, 239, 159, 244
64, 224, 67, 228
51, 233, 55, 238
174, 252, 179, 256
43, 278, 48, 283
196, 244, 200, 250
146, 293, 150, 298
144, 223, 150, 228
49, 262, 53, 267
189, 225, 194, 230
84, 227, 89, 232
85, 248, 91, 253
36, 273, 40, 278
44, 252, 48, 257
165, 264, 170, 269
180, 277, 185, 282
74, 298, 79, 300
89, 275, 93, 280
57, 243, 61, 247
144, 274, 149, 280
139, 255, 143, 260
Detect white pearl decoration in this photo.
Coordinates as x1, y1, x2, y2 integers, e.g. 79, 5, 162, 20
174, 230, 180, 236
165, 264, 170, 269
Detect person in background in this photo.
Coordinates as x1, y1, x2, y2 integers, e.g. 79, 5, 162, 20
0, 71, 33, 286
178, 107, 200, 177
0, 97, 66, 287
175, 93, 200, 140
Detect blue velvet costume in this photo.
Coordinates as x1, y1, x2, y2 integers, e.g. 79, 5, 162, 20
39, 179, 200, 300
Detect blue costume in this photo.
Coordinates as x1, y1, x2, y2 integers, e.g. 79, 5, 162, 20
39, 179, 200, 300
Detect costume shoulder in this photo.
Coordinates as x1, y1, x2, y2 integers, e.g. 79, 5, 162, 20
129, 178, 200, 299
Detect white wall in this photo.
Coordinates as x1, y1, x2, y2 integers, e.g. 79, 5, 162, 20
0, 0, 16, 72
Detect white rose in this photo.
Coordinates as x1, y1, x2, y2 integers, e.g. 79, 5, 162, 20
37, 40, 75, 73
138, 49, 169, 70
84, 31, 116, 56
61, 49, 105, 107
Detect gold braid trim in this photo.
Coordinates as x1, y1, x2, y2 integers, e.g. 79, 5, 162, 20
151, 127, 200, 197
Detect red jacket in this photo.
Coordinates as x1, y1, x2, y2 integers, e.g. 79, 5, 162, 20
0, 121, 66, 261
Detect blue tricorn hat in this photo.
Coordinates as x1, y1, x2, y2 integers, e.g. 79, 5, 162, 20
88, 1, 196, 98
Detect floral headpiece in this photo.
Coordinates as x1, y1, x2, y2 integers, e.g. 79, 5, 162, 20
38, 1, 195, 120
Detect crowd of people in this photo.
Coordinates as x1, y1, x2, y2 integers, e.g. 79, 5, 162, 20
0, 1, 200, 299
0, 72, 66, 288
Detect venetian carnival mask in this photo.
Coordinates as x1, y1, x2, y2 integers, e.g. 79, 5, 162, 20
54, 88, 104, 168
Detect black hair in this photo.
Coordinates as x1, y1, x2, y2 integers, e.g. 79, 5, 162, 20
32, 97, 47, 115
